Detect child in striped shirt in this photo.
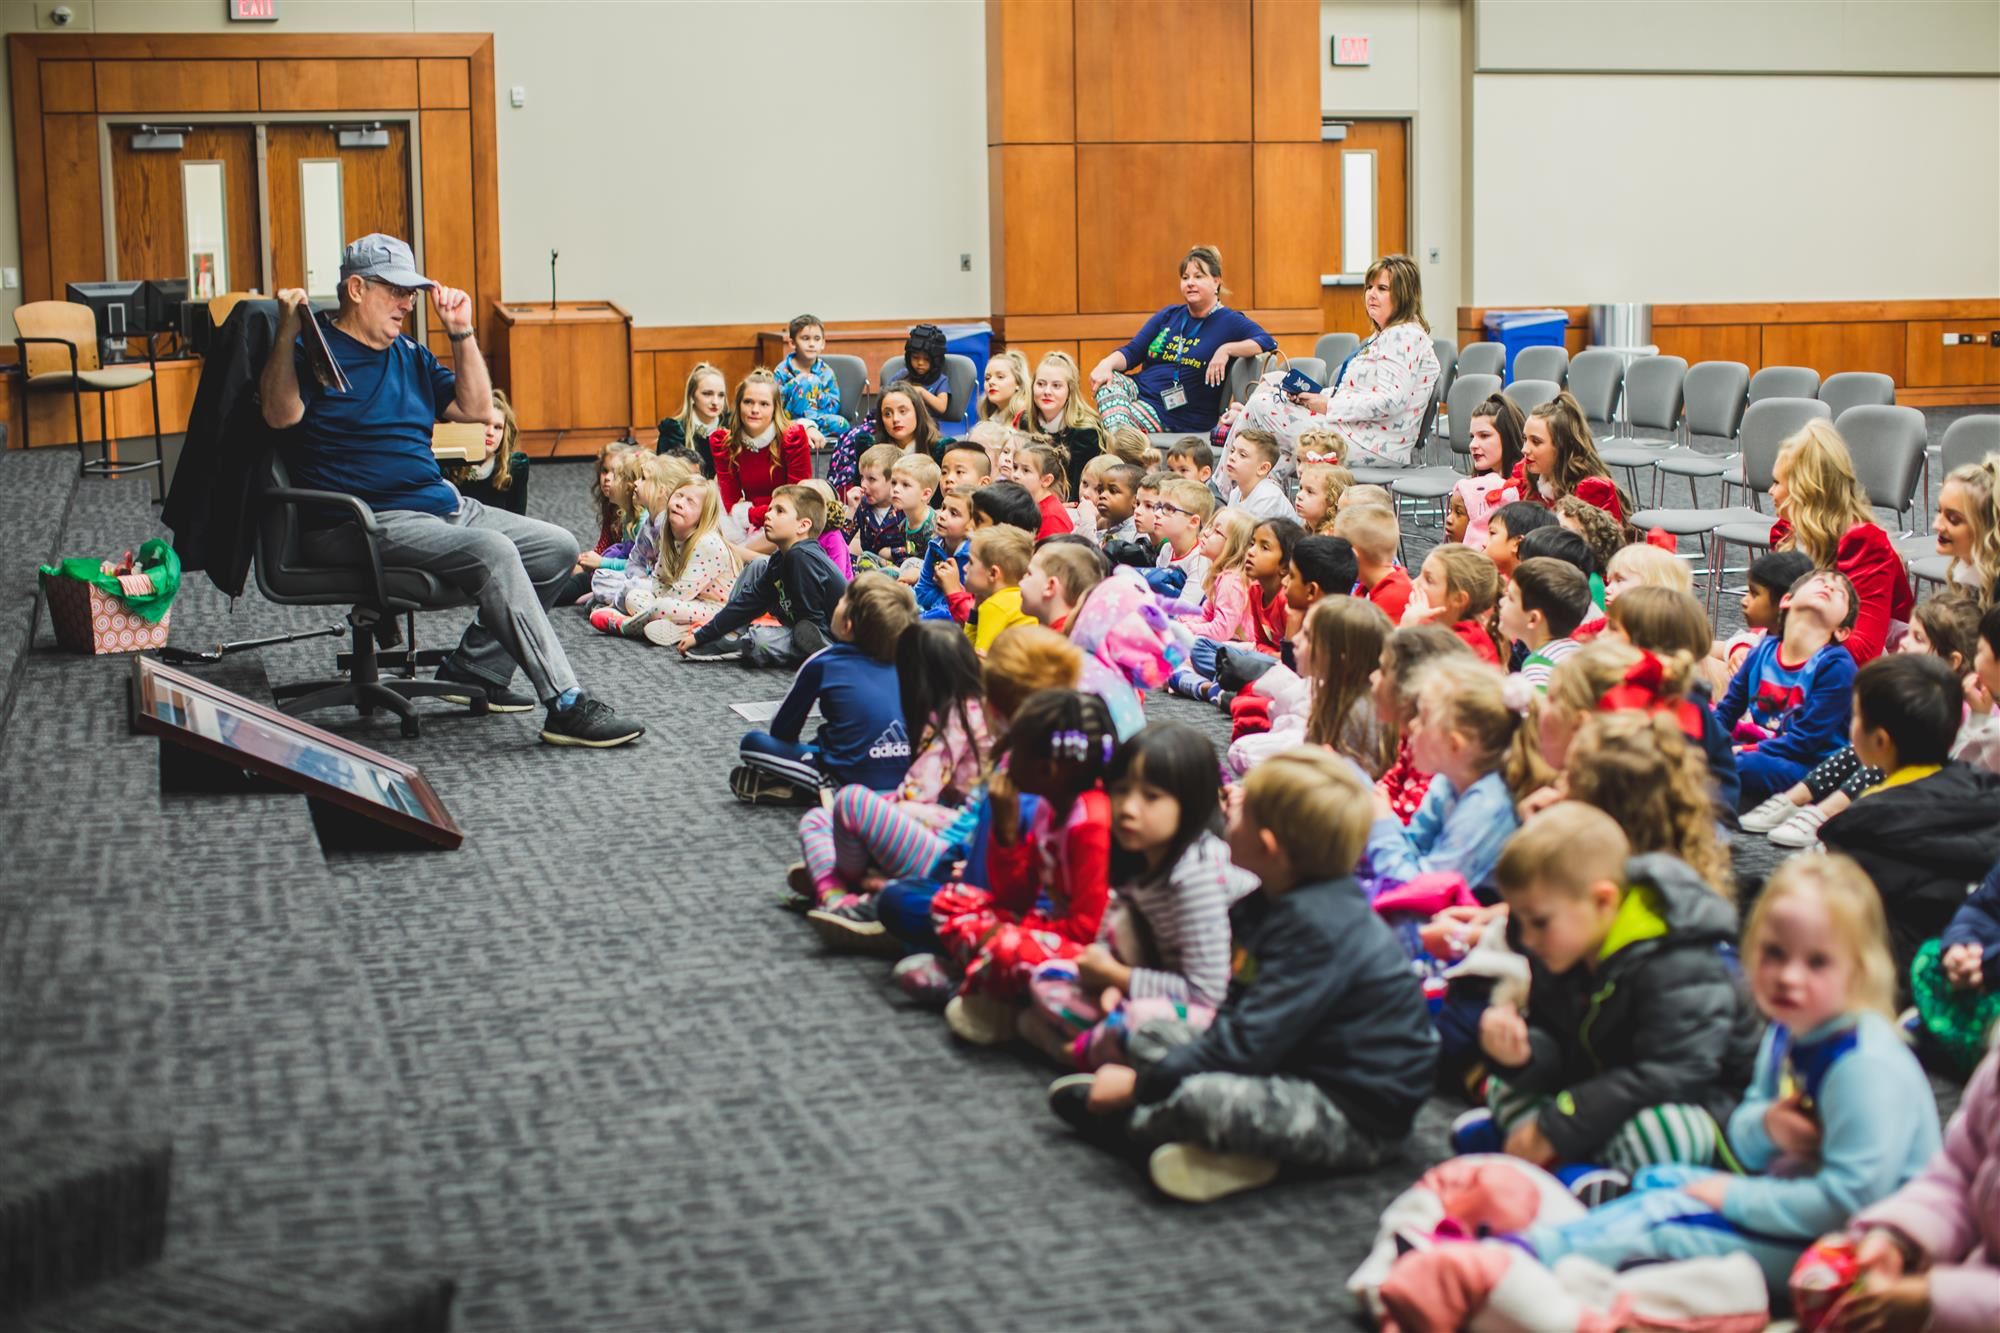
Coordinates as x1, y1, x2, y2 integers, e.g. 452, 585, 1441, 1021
1501, 557, 1592, 692
1023, 722, 1258, 1069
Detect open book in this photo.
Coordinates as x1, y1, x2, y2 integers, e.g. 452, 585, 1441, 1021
299, 308, 352, 394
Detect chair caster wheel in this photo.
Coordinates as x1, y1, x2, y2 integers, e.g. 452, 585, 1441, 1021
469, 696, 489, 717
400, 717, 421, 738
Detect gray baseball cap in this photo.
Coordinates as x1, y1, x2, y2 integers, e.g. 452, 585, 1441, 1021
339, 233, 432, 289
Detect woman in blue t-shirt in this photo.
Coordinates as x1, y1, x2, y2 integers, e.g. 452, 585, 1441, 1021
1088, 245, 1275, 437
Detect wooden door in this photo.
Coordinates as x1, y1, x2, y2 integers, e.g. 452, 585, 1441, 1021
107, 124, 261, 299
264, 122, 412, 298
1318, 119, 1409, 340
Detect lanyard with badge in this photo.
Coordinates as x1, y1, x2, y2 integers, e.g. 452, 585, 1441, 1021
1161, 307, 1212, 412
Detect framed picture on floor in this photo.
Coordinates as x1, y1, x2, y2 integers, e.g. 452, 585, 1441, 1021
131, 655, 462, 849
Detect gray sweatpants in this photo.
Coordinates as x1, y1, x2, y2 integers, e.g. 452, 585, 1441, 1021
303, 496, 580, 702
1126, 1019, 1393, 1171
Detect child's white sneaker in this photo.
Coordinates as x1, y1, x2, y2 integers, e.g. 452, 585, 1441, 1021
1766, 805, 1829, 848
1739, 793, 1801, 833
944, 993, 1015, 1046
1147, 1143, 1279, 1203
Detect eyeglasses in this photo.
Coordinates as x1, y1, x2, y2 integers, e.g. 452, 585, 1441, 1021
1146, 500, 1194, 517
365, 278, 423, 304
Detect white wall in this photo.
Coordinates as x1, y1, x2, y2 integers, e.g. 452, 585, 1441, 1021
1320, 0, 1464, 310
1475, 0, 2000, 75
1467, 72, 2000, 304
0, 0, 991, 329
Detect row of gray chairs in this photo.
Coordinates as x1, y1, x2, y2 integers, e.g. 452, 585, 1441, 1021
1600, 361, 1899, 511
1455, 340, 1571, 389
1628, 397, 1932, 620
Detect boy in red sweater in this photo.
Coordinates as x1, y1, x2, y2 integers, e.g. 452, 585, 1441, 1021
1337, 503, 1412, 623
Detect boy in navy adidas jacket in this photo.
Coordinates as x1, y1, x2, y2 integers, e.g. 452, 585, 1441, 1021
732, 573, 920, 805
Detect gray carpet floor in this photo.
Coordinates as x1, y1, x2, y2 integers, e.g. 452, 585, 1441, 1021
1, 406, 1990, 1330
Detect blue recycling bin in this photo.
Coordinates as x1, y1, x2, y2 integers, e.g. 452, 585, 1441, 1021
1483, 309, 1567, 383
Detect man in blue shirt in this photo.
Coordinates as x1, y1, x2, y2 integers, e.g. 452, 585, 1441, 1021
260, 234, 641, 748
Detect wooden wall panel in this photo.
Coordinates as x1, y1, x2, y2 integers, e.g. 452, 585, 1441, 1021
1906, 322, 2000, 388
265, 123, 411, 294
1074, 0, 1251, 142
43, 114, 104, 296
1652, 324, 1763, 371
13, 40, 49, 301
1251, 0, 1319, 141
630, 350, 656, 433
1077, 143, 1252, 314
259, 58, 420, 111
40, 60, 93, 112
989, 145, 1077, 317
1762, 322, 1907, 383
648, 349, 758, 422
417, 58, 469, 109
466, 38, 501, 348
1253, 143, 1324, 309
419, 110, 476, 305
986, 0, 1074, 144
95, 60, 259, 112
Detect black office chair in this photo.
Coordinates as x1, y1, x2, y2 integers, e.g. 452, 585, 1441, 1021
254, 455, 485, 737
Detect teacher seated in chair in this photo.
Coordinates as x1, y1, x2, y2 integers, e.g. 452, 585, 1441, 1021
259, 233, 643, 749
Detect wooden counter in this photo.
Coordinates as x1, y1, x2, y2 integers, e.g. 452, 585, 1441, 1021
491, 301, 632, 436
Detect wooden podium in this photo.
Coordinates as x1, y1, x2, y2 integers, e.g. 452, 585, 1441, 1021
491, 301, 631, 450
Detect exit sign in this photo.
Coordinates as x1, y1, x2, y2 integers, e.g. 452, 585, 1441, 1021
1332, 33, 1371, 66
229, 0, 278, 20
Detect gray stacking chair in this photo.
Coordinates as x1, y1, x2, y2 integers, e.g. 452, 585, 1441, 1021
1566, 348, 1624, 439
1458, 341, 1505, 380
1838, 404, 1930, 533
1313, 333, 1360, 376
1598, 354, 1686, 496
1818, 372, 1895, 418
1513, 345, 1569, 387
1653, 361, 1751, 507
821, 354, 867, 430
1696, 399, 1836, 616
1287, 356, 1327, 387
1503, 377, 1560, 414
1750, 365, 1821, 403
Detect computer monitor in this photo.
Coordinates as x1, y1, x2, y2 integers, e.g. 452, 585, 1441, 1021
65, 281, 144, 343
141, 278, 189, 334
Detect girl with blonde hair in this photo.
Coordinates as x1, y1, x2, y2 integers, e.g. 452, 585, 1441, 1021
658, 360, 729, 473
1363, 655, 1546, 898
979, 349, 1033, 427
1409, 543, 1505, 664
1769, 418, 1912, 662
1030, 350, 1105, 489
1510, 390, 1631, 524
1174, 507, 1258, 642
1934, 456, 2000, 603
1564, 710, 1733, 898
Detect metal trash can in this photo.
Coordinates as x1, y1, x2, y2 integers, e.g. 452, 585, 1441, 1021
1589, 302, 1652, 350
1589, 304, 1656, 435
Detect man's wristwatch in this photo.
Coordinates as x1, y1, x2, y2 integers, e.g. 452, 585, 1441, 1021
448, 328, 476, 343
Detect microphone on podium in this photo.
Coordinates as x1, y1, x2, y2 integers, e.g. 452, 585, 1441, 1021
549, 249, 559, 310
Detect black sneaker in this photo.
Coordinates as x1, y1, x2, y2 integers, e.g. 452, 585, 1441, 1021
539, 694, 645, 748
683, 634, 745, 662
729, 764, 818, 806
1047, 1073, 1134, 1151
436, 667, 536, 712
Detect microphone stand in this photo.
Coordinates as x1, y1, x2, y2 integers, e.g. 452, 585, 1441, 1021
549, 249, 559, 311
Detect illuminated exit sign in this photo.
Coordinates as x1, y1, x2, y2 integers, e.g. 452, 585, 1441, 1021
1332, 33, 1371, 66
228, 0, 278, 20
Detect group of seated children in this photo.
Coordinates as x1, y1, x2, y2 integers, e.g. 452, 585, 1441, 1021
591, 343, 2000, 1325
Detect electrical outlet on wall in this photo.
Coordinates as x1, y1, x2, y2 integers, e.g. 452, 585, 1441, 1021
1, 269, 18, 291
1427, 247, 1440, 264
960, 253, 971, 272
